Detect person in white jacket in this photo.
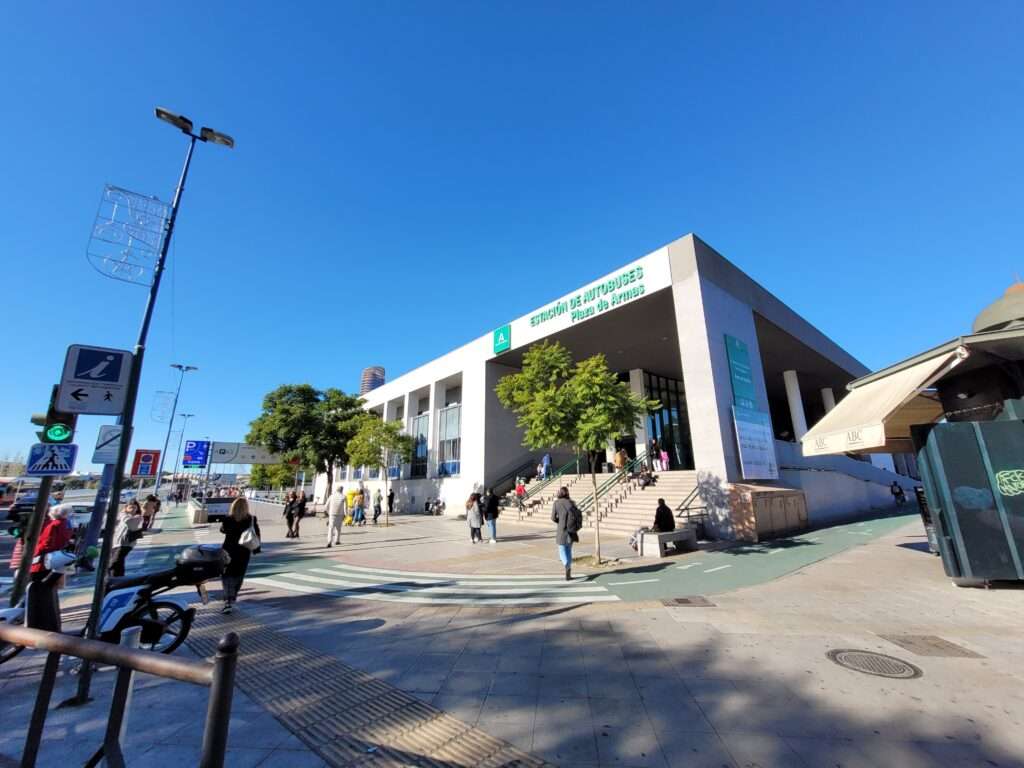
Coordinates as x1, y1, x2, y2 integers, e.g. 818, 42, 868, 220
325, 486, 346, 548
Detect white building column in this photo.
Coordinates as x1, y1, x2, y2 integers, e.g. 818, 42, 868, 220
427, 380, 443, 478
821, 387, 836, 413
783, 370, 808, 440
628, 369, 650, 454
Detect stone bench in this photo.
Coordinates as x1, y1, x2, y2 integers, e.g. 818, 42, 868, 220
639, 527, 698, 558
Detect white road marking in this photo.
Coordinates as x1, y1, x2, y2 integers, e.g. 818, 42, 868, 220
248, 576, 620, 605
318, 560, 581, 581
316, 565, 580, 588
703, 565, 731, 573
767, 548, 786, 555
304, 568, 607, 593
676, 563, 703, 570
607, 578, 659, 586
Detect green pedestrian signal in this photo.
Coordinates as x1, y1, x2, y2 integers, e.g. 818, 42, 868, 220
45, 423, 73, 443
31, 384, 78, 443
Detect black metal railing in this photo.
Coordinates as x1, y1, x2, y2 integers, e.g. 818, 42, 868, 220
0, 622, 239, 768
675, 486, 708, 533
490, 458, 539, 499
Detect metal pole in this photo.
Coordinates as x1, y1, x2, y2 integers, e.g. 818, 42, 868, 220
154, 366, 186, 499
22, 650, 61, 768
74, 135, 198, 705
199, 632, 239, 768
10, 475, 54, 607
172, 414, 192, 489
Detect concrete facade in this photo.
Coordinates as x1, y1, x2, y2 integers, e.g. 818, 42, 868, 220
316, 233, 913, 526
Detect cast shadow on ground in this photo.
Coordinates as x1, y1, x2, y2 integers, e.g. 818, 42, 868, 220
4, 585, 1021, 767
213, 594, 1022, 768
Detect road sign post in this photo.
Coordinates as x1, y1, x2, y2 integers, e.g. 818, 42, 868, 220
73, 108, 232, 705
92, 425, 123, 465
130, 449, 161, 479
57, 345, 133, 416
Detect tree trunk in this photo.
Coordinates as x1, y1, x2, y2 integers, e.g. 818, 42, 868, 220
590, 455, 602, 564
325, 461, 333, 501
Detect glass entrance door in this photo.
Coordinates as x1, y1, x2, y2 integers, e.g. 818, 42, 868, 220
643, 372, 695, 470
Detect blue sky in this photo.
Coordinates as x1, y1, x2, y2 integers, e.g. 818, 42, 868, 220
1, 2, 1021, 470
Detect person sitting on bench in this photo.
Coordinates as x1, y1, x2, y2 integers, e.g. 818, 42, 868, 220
652, 498, 675, 533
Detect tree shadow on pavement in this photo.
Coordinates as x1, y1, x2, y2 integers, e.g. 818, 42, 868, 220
200, 593, 1024, 768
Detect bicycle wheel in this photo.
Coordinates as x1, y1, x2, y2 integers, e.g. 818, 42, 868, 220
141, 601, 192, 654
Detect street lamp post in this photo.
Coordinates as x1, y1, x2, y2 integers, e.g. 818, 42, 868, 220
155, 364, 197, 499
72, 108, 233, 705
172, 413, 195, 486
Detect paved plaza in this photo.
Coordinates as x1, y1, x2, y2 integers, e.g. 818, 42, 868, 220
2, 505, 1023, 767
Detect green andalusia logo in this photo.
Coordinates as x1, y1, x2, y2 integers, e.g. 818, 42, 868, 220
995, 469, 1024, 497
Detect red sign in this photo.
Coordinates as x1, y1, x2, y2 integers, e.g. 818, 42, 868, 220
131, 449, 161, 479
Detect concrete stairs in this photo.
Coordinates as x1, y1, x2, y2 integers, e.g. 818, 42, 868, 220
585, 470, 701, 536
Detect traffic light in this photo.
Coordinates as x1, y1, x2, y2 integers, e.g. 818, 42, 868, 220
31, 385, 78, 444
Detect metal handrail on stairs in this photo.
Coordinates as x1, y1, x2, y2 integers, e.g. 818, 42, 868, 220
578, 452, 648, 520
675, 485, 708, 531
491, 458, 539, 499
522, 455, 583, 502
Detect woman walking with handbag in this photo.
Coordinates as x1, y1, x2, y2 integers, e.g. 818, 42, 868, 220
220, 497, 261, 614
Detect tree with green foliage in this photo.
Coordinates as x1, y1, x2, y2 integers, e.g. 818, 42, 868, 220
247, 384, 365, 498
495, 340, 658, 562
346, 416, 415, 526
250, 462, 302, 491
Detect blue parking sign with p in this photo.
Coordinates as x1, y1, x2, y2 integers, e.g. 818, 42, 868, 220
182, 440, 209, 468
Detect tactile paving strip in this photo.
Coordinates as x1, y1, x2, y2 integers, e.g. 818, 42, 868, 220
187, 610, 552, 768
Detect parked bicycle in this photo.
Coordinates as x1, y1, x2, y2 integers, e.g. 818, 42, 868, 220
0, 544, 227, 665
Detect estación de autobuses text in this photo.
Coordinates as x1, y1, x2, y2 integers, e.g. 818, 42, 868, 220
529, 266, 647, 328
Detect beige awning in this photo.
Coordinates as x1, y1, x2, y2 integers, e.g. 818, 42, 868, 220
801, 349, 966, 456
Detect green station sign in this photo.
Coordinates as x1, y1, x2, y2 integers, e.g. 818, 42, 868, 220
493, 324, 511, 355
725, 334, 757, 410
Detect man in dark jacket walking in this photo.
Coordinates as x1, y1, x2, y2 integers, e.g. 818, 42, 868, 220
551, 486, 582, 580
482, 487, 500, 543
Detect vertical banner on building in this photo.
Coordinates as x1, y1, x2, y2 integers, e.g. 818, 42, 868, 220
733, 406, 779, 480
725, 335, 778, 480
725, 334, 757, 410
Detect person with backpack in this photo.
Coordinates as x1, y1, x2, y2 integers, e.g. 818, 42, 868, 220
551, 486, 582, 580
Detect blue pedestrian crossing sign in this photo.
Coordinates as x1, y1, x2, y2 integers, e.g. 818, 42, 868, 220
26, 443, 78, 477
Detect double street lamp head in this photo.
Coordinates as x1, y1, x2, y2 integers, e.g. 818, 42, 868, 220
171, 363, 199, 374
155, 106, 234, 149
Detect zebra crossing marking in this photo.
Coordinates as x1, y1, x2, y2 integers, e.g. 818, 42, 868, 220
308, 566, 603, 591
248, 575, 619, 605
247, 559, 621, 605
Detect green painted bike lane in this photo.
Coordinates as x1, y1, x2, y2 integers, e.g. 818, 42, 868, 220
592, 511, 921, 601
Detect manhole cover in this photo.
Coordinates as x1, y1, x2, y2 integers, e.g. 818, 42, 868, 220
662, 596, 715, 607
827, 649, 922, 679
